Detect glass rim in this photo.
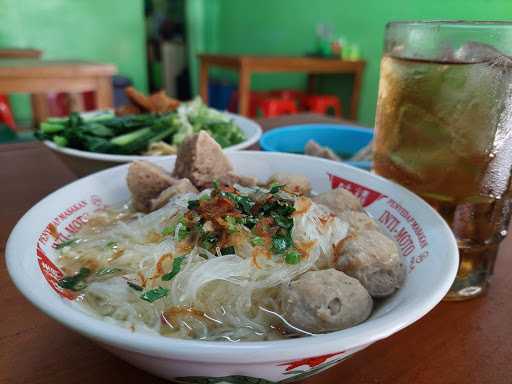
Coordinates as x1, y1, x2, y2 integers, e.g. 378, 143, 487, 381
387, 20, 512, 27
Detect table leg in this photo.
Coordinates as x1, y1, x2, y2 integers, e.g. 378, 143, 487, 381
31, 93, 49, 126
307, 74, 316, 94
96, 76, 113, 109
238, 67, 251, 117
350, 68, 363, 121
199, 60, 209, 104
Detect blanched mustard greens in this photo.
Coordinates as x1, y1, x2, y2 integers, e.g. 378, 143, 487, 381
35, 98, 245, 155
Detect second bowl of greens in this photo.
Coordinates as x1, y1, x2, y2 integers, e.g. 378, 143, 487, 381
38, 98, 261, 177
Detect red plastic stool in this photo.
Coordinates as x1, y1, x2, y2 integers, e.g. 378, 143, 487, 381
257, 98, 298, 117
305, 95, 342, 117
228, 91, 271, 117
0, 95, 16, 130
269, 89, 308, 110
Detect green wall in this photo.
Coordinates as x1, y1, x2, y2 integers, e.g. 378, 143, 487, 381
0, 0, 147, 121
191, 0, 512, 126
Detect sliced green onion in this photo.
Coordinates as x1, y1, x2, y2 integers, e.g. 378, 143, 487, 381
269, 183, 284, 194
201, 232, 218, 249
161, 256, 186, 281
162, 225, 175, 236
225, 216, 239, 233
250, 236, 265, 246
284, 251, 301, 265
220, 246, 236, 255
242, 216, 258, 229
55, 239, 77, 249
272, 235, 292, 254
175, 222, 190, 241
96, 267, 122, 277
140, 286, 169, 302
57, 267, 91, 291
220, 191, 255, 214
271, 213, 293, 229
127, 281, 143, 291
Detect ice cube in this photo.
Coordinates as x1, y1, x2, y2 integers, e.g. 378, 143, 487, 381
454, 42, 512, 64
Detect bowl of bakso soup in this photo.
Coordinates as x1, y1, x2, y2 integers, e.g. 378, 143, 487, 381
6, 132, 458, 383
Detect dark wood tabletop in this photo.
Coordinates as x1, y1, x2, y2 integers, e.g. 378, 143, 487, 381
1, 114, 511, 384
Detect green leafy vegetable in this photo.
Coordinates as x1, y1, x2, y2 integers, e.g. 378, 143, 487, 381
220, 192, 255, 214
161, 256, 186, 281
261, 199, 295, 217
40, 122, 65, 134
53, 135, 68, 147
57, 268, 91, 291
35, 98, 245, 155
284, 251, 301, 265
175, 222, 190, 241
269, 183, 284, 194
140, 286, 169, 302
161, 218, 189, 240
80, 123, 114, 138
225, 216, 239, 233
241, 216, 258, 229
96, 267, 122, 277
250, 236, 265, 246
127, 281, 143, 291
68, 112, 83, 128
188, 199, 200, 210
110, 127, 154, 152
201, 232, 218, 249
162, 226, 175, 236
220, 246, 236, 255
272, 235, 292, 254
56, 239, 77, 249
271, 212, 293, 229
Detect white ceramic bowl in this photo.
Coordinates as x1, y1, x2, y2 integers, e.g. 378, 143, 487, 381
6, 152, 458, 383
43, 112, 262, 177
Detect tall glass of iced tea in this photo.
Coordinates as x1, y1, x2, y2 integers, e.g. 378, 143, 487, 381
374, 21, 512, 300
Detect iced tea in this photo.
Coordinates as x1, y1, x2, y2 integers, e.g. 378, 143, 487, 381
374, 52, 512, 299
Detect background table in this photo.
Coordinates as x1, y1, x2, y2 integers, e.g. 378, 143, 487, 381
198, 55, 365, 120
1, 115, 511, 384
0, 59, 117, 126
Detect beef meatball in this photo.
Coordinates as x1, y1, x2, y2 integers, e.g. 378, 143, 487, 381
172, 131, 234, 188
279, 269, 373, 333
336, 230, 405, 298
339, 210, 378, 233
312, 188, 362, 215
127, 160, 176, 212
304, 139, 341, 161
149, 178, 198, 211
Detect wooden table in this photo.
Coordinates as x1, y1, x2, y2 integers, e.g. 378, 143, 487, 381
198, 54, 365, 120
0, 59, 117, 126
0, 48, 42, 59
1, 114, 511, 384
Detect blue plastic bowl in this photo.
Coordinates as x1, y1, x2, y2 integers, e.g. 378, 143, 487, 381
259, 124, 374, 170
